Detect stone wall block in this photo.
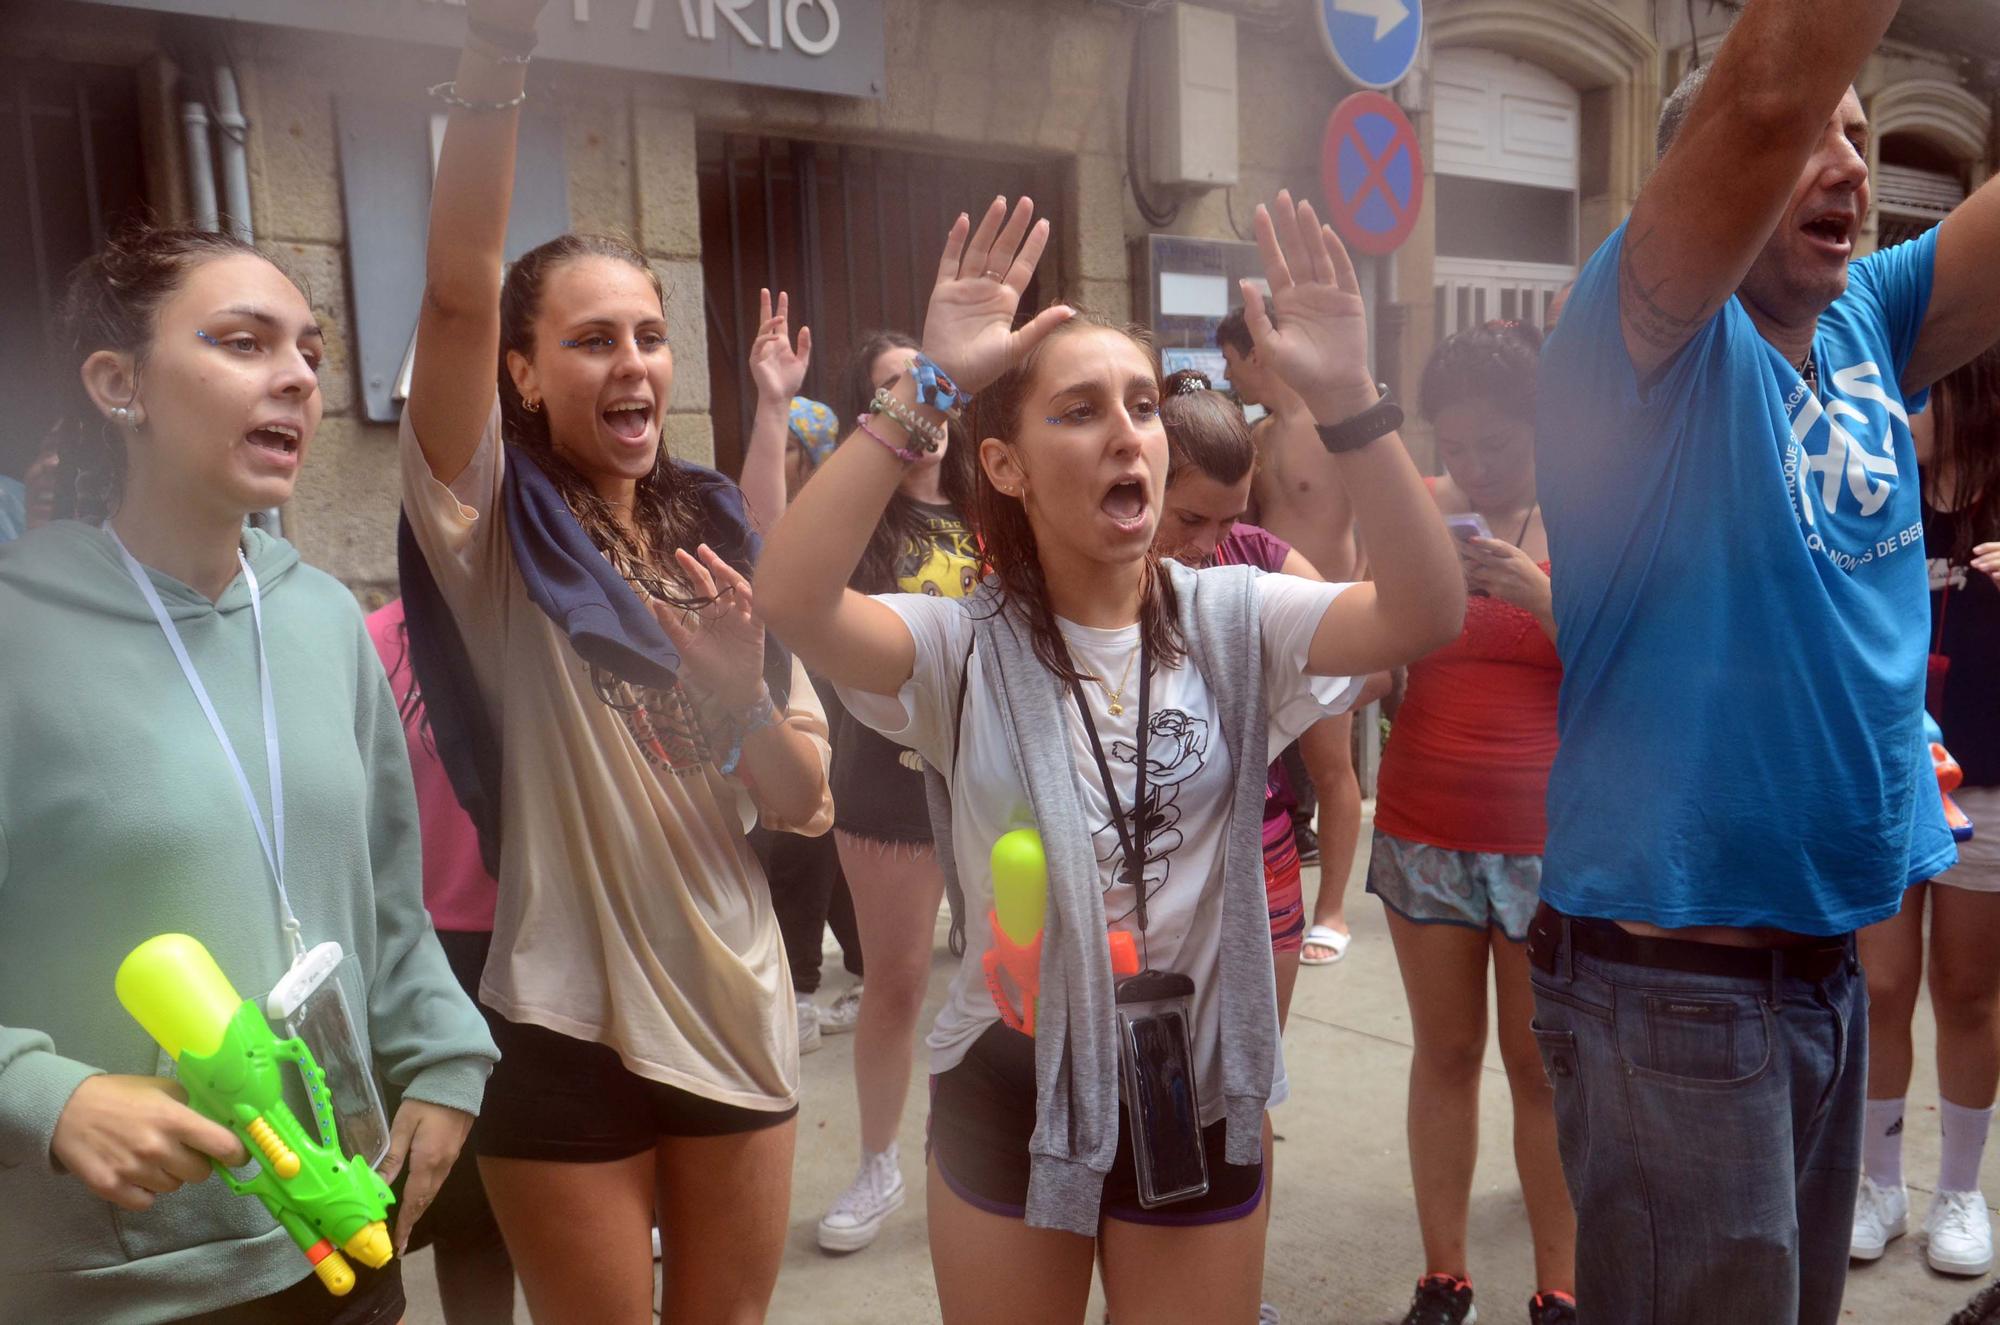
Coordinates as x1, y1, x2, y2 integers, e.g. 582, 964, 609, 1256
634, 102, 703, 258
661, 412, 715, 467
652, 259, 711, 413
565, 93, 637, 237
878, 67, 939, 137
273, 241, 357, 419
243, 64, 344, 246
284, 418, 401, 584
1075, 153, 1129, 284
1078, 277, 1133, 323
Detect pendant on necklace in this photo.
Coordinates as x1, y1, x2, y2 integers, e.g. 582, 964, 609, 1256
1107, 701, 1124, 717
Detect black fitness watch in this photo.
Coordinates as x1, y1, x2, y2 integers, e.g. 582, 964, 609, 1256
1315, 384, 1404, 454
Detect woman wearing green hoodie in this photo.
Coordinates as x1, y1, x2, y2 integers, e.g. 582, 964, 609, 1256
0, 228, 498, 1324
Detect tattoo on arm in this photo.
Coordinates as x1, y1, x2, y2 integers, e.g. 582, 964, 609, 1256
1618, 224, 1721, 353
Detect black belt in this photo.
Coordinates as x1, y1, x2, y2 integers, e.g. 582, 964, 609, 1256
1528, 902, 1850, 985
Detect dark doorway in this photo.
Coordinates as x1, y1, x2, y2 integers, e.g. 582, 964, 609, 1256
0, 59, 150, 484
697, 133, 1068, 476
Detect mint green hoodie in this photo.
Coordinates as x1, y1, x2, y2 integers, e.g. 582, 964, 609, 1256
0, 521, 498, 1322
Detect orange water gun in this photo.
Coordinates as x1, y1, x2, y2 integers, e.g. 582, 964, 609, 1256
1927, 714, 1975, 843
984, 828, 1140, 1036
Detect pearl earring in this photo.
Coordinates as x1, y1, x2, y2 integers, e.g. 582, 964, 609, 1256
109, 406, 132, 426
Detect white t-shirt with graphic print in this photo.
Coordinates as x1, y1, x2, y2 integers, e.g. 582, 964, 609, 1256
837, 573, 1360, 1122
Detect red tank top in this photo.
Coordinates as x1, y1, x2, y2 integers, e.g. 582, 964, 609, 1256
1373, 564, 1561, 855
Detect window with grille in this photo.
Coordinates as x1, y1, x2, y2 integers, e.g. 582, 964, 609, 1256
0, 60, 149, 482
697, 134, 1067, 476
1431, 49, 1579, 339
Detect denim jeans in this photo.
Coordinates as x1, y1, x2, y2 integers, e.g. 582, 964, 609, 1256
1528, 923, 1867, 1325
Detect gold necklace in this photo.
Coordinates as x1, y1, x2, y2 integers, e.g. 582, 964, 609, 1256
1091, 643, 1141, 717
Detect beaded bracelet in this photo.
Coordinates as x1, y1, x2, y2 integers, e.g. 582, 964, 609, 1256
428, 80, 528, 112
868, 385, 946, 451
857, 412, 929, 464
712, 689, 783, 777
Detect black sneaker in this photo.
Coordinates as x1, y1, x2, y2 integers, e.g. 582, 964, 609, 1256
1401, 1274, 1476, 1325
1949, 1280, 2000, 1325
1529, 1291, 1576, 1325
1293, 822, 1322, 867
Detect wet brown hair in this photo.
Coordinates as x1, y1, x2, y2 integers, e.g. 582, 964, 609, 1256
1160, 368, 1255, 486
498, 233, 708, 605
1928, 343, 2000, 565
1419, 320, 1545, 426
967, 312, 1185, 682
52, 226, 269, 521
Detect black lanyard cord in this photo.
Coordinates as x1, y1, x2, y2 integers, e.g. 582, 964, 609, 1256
1065, 631, 1153, 943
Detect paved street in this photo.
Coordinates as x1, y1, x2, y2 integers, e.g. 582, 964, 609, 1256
406, 821, 1994, 1323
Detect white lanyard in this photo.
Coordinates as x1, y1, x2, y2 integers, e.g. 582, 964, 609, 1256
108, 528, 303, 962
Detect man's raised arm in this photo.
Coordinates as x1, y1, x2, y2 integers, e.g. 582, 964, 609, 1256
1618, 0, 1900, 380
1905, 174, 2000, 393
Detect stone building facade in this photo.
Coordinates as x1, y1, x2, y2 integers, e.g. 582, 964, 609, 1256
2, 0, 1996, 599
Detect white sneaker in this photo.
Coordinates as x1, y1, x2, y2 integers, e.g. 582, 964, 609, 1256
796, 996, 822, 1055
1926, 1189, 1995, 1276
820, 983, 863, 1035
817, 1143, 906, 1252
1851, 1175, 1908, 1261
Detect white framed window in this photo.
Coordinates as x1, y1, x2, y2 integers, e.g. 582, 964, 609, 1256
1433, 48, 1580, 336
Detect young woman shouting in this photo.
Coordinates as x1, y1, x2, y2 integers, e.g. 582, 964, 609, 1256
759, 191, 1462, 1324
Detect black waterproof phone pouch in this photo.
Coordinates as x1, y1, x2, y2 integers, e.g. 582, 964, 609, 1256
1114, 968, 1208, 1208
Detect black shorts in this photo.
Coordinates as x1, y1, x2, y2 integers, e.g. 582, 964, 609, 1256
401, 931, 507, 1256
474, 1011, 797, 1162
928, 1024, 1265, 1227
167, 1258, 402, 1325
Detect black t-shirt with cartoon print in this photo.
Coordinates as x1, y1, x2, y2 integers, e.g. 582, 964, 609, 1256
831, 502, 978, 842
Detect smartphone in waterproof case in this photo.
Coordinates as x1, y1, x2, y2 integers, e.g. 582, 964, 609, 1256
1114, 970, 1209, 1208
267, 943, 392, 1168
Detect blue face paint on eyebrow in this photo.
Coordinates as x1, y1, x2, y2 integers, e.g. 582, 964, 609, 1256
195, 329, 221, 346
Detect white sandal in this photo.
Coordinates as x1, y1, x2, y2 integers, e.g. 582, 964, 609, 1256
1299, 924, 1351, 966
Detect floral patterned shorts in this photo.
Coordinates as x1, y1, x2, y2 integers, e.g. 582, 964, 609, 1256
1365, 828, 1541, 942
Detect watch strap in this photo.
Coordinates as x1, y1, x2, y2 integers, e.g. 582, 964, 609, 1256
1315, 385, 1403, 454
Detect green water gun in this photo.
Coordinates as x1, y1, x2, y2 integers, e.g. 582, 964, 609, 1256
983, 828, 1139, 1035
115, 934, 395, 1297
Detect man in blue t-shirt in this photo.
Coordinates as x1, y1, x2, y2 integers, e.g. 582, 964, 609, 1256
1528, 1, 2000, 1321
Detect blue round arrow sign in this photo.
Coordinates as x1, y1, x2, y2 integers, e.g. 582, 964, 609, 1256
1317, 0, 1423, 91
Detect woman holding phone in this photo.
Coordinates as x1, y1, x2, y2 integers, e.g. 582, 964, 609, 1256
1368, 321, 1575, 1325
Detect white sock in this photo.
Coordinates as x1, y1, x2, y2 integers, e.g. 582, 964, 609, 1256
1864, 1096, 1906, 1188
1939, 1099, 1996, 1195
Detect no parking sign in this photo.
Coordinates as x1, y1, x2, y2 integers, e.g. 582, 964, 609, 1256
1319, 92, 1424, 257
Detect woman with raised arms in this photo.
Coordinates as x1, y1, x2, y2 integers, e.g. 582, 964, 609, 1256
397, 2, 833, 1320
758, 191, 1464, 1323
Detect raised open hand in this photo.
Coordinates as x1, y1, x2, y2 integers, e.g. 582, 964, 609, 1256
921, 196, 1074, 395
1240, 191, 1377, 419
749, 288, 813, 405
649, 546, 767, 711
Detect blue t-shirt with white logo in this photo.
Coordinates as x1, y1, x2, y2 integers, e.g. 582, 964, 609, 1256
1537, 224, 1956, 935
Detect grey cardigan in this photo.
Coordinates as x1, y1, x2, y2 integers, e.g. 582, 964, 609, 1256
923, 559, 1278, 1235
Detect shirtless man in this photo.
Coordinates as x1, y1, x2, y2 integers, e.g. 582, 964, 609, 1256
1218, 308, 1364, 964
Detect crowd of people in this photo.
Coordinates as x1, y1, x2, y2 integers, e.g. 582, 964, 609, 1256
3, 0, 2000, 1322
